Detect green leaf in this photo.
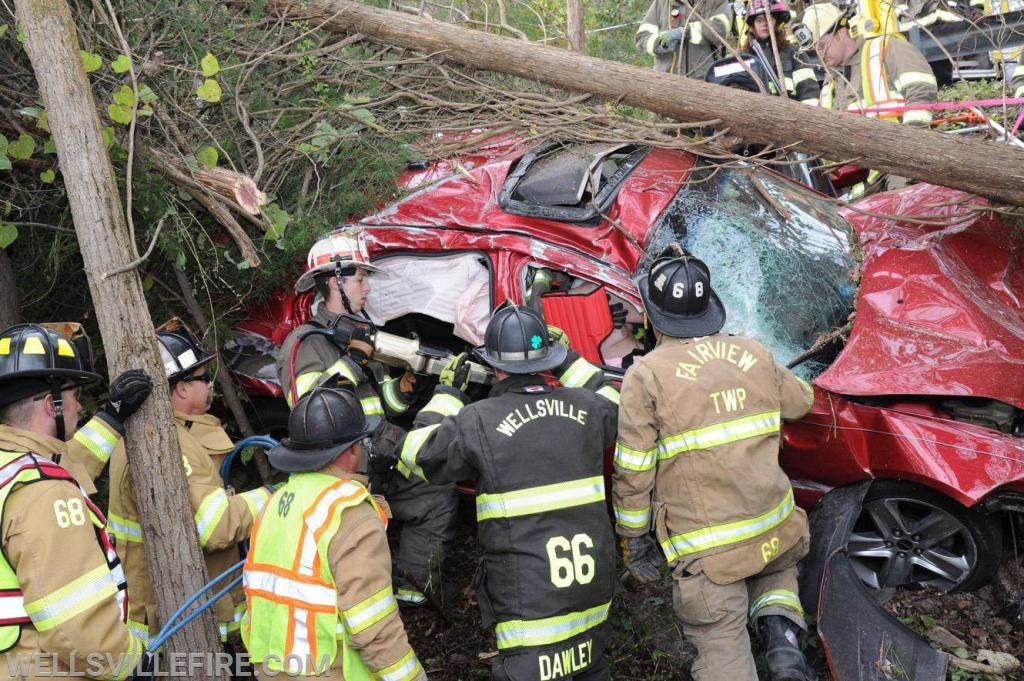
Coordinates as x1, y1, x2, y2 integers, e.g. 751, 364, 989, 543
15, 23, 25, 44
36, 110, 49, 132
110, 54, 131, 73
80, 50, 102, 73
7, 133, 34, 160
137, 83, 158, 104
112, 85, 135, 108
348, 107, 375, 125
0, 134, 7, 154
0, 156, 11, 172
43, 138, 56, 155
175, 251, 187, 271
196, 79, 222, 103
108, 103, 132, 125
0, 24, 8, 39
0, 223, 18, 249
39, 169, 55, 183
101, 127, 116, 149
200, 52, 220, 77
296, 121, 340, 154
142, 275, 154, 292
262, 203, 290, 241
920, 614, 935, 629
196, 146, 218, 168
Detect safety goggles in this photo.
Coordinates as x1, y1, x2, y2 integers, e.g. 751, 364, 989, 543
33, 383, 82, 401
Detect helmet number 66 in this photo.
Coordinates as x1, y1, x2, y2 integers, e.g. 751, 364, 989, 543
546, 533, 595, 588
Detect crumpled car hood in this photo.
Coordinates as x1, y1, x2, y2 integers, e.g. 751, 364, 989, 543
817, 184, 1024, 409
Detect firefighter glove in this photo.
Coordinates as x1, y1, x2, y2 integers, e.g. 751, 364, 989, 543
398, 370, 427, 402
439, 352, 471, 392
620, 535, 662, 583
654, 27, 685, 54
98, 369, 153, 434
547, 325, 571, 348
346, 327, 375, 365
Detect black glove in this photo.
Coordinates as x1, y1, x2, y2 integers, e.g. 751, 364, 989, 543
620, 535, 662, 583
98, 369, 153, 434
439, 353, 471, 393
346, 327, 374, 366
609, 300, 627, 329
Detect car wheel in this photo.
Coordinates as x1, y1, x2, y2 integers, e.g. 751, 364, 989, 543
846, 481, 1002, 593
244, 396, 290, 441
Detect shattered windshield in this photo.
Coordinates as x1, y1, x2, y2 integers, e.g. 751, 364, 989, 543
646, 164, 857, 378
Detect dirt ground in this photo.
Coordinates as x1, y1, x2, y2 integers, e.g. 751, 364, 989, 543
395, 511, 1024, 681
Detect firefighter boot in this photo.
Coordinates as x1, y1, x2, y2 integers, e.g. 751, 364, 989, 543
757, 616, 816, 681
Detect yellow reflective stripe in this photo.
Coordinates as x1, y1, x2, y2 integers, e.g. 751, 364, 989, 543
241, 487, 271, 520
194, 488, 230, 547
661, 490, 795, 562
127, 619, 150, 646
394, 587, 426, 604
614, 442, 656, 472
894, 72, 937, 90
344, 585, 397, 634
24, 564, 117, 631
749, 589, 804, 619
711, 13, 732, 36
380, 379, 410, 414
105, 632, 147, 681
783, 77, 795, 91
495, 601, 610, 649
361, 395, 384, 417
596, 385, 620, 405
377, 649, 424, 681
73, 418, 119, 463
800, 98, 819, 105
558, 357, 598, 388
292, 371, 323, 405
689, 22, 704, 45
658, 410, 781, 460
793, 67, 817, 84
108, 512, 143, 543
396, 424, 437, 482
614, 504, 651, 530
1015, 84, 1024, 99
902, 109, 933, 125
476, 476, 604, 521
639, 22, 660, 54
421, 392, 464, 418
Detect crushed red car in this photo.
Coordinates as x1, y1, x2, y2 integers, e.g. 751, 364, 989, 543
226, 139, 1024, 606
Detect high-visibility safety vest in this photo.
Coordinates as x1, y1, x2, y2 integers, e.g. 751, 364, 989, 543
243, 474, 390, 678
0, 450, 128, 651
819, 35, 931, 124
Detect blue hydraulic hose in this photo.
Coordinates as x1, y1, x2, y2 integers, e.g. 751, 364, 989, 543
220, 435, 279, 483
149, 559, 246, 652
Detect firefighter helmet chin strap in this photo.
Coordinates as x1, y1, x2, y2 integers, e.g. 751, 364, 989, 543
332, 259, 358, 315
49, 380, 66, 446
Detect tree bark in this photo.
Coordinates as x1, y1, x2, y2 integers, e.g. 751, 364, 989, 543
15, 1, 228, 676
566, 0, 585, 53
0, 249, 19, 330
266, 0, 1024, 207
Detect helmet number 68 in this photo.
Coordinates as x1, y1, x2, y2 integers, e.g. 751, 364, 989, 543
546, 533, 595, 588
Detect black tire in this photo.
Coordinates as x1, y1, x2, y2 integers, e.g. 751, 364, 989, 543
846, 480, 1003, 594
244, 396, 291, 441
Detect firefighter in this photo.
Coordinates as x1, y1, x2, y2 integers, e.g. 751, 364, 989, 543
0, 323, 148, 678
397, 305, 618, 681
793, 2, 937, 196
243, 385, 426, 681
744, 0, 820, 104
277, 231, 458, 609
613, 255, 816, 681
637, 0, 734, 79
107, 324, 273, 646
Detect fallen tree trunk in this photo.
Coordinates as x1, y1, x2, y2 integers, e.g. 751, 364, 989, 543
266, 0, 1024, 207
16, 0, 228, 675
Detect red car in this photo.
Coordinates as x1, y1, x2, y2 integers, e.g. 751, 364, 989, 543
226, 138, 1024, 599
